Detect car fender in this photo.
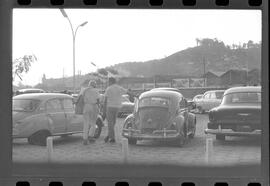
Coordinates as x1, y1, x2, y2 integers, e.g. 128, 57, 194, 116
17, 114, 51, 137
174, 115, 185, 136
123, 114, 134, 129
187, 112, 196, 129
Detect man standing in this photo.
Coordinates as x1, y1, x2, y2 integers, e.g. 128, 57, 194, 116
103, 77, 127, 143
81, 81, 100, 145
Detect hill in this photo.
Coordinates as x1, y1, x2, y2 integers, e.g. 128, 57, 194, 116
112, 38, 261, 77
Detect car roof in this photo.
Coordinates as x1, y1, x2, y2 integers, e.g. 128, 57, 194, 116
151, 87, 180, 92
140, 90, 183, 99
13, 93, 72, 101
204, 90, 225, 94
18, 88, 45, 92
224, 86, 261, 95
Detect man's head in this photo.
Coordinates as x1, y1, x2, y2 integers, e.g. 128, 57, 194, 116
108, 77, 116, 86
88, 80, 97, 88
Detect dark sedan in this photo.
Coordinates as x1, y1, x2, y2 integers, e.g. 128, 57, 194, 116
204, 86, 261, 140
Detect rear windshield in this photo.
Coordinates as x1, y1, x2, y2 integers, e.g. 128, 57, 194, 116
222, 92, 261, 105
139, 97, 170, 108
13, 99, 41, 112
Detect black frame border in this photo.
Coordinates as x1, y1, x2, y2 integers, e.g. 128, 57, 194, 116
0, 0, 268, 185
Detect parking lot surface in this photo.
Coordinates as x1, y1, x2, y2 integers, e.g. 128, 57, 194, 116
13, 114, 261, 166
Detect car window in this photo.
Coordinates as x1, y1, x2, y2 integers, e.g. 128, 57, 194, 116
204, 93, 210, 99
139, 97, 169, 108
46, 99, 62, 111
210, 93, 216, 99
13, 99, 40, 112
222, 92, 261, 104
215, 91, 224, 99
62, 99, 74, 109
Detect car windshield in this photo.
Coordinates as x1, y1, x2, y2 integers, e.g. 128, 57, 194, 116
139, 97, 170, 108
222, 92, 261, 105
13, 99, 41, 112
216, 91, 224, 99
194, 95, 202, 99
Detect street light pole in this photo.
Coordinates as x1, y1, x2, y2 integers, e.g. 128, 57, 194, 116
60, 9, 88, 94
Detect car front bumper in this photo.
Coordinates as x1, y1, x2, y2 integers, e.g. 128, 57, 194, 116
204, 128, 261, 136
122, 128, 182, 140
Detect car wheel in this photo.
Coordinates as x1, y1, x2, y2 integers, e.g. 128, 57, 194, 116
128, 138, 137, 145
28, 130, 51, 146
216, 134, 225, 141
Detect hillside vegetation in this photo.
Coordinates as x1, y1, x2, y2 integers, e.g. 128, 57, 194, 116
112, 38, 261, 77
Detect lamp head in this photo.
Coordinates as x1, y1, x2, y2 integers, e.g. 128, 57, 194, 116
60, 9, 68, 18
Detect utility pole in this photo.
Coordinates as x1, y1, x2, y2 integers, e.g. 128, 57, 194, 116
203, 57, 206, 87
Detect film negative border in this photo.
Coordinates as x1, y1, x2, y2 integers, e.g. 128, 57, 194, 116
12, 0, 263, 8
0, 0, 268, 186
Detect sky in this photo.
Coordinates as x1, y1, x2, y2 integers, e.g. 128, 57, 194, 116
13, 9, 261, 86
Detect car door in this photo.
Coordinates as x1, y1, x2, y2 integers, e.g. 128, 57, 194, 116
45, 98, 66, 134
202, 93, 210, 110
62, 98, 83, 133
208, 92, 217, 110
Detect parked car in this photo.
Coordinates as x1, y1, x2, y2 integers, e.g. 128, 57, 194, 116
204, 86, 261, 141
118, 94, 135, 117
122, 90, 196, 146
151, 87, 196, 109
12, 93, 103, 145
192, 94, 203, 106
15, 88, 45, 96
196, 90, 225, 113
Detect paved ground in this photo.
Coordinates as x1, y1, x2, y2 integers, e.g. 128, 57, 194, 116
13, 114, 261, 166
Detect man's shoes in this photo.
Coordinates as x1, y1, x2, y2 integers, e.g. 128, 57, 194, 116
83, 139, 89, 145
104, 136, 109, 143
109, 138, 116, 143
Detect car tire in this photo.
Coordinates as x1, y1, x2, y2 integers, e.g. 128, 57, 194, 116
128, 138, 137, 145
28, 130, 51, 146
216, 134, 225, 141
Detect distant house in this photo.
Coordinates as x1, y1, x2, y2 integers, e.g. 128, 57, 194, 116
220, 69, 247, 86
202, 71, 225, 87
248, 69, 260, 85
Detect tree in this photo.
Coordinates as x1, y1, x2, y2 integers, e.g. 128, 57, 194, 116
106, 67, 119, 75
13, 54, 37, 81
97, 68, 108, 76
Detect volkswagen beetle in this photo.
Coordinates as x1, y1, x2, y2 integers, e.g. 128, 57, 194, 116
122, 90, 196, 146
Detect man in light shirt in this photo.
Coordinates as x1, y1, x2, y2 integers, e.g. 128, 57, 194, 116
81, 81, 100, 145
103, 77, 127, 143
